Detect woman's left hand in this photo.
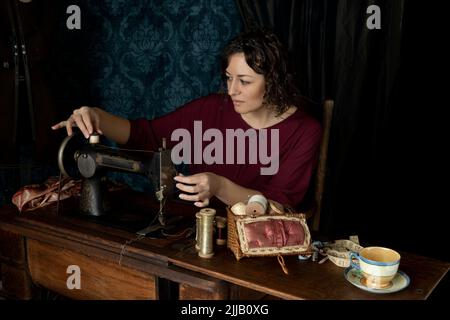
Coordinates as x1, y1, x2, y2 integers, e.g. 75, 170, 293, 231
174, 172, 222, 207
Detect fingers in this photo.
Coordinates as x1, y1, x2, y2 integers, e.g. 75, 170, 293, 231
175, 182, 199, 194
51, 121, 65, 130
175, 173, 212, 207
66, 117, 74, 136
52, 117, 76, 136
179, 191, 209, 203
73, 109, 92, 138
178, 192, 203, 202
194, 199, 209, 208
51, 120, 77, 129
174, 174, 200, 185
51, 107, 98, 138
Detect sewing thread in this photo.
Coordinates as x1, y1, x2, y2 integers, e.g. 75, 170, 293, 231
195, 211, 202, 251
197, 208, 216, 258
245, 194, 268, 215
215, 216, 227, 246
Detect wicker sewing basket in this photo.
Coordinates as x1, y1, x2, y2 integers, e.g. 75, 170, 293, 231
226, 207, 313, 261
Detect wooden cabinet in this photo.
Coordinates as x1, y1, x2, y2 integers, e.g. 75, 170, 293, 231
1, 193, 448, 300
27, 239, 157, 300
0, 202, 237, 300
1, 263, 34, 299
0, 229, 34, 299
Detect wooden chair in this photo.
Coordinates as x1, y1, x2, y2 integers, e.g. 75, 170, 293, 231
305, 100, 334, 232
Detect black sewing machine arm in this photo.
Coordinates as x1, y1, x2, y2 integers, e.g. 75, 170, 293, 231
58, 133, 177, 201
77, 146, 175, 198
76, 147, 148, 178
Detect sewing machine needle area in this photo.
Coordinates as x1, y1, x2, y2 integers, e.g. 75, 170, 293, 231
56, 132, 196, 240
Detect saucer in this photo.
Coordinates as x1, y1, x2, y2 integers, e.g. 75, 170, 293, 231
344, 267, 410, 294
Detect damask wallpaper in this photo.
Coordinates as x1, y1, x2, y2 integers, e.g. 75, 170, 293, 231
0, 0, 242, 203
80, 0, 241, 118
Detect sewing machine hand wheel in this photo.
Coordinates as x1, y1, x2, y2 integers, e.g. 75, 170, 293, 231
58, 131, 111, 216
58, 131, 86, 179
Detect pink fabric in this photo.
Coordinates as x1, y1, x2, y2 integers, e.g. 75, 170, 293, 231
11, 177, 126, 212
12, 177, 81, 212
243, 219, 306, 249
124, 94, 322, 208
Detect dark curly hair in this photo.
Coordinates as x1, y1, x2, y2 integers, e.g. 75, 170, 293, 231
221, 29, 301, 116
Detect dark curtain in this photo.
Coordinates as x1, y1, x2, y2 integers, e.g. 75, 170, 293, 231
235, 0, 448, 260
0, 0, 63, 164
0, 0, 64, 205
324, 0, 406, 240
235, 0, 335, 103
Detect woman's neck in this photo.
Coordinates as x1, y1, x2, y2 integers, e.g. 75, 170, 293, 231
241, 105, 297, 129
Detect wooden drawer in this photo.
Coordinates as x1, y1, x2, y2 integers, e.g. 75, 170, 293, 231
0, 229, 25, 264
179, 282, 268, 300
27, 239, 156, 300
229, 284, 269, 300
0, 263, 33, 299
179, 282, 228, 300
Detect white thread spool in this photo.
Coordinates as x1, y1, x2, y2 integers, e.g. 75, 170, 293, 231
245, 194, 268, 215
89, 133, 100, 144
230, 202, 247, 215
198, 208, 216, 258
268, 200, 284, 214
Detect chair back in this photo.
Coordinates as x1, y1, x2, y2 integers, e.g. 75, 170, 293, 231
307, 100, 334, 231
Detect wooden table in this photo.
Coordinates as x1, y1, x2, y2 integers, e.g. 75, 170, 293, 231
0, 190, 448, 300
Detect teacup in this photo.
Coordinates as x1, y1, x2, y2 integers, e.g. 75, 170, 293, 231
350, 247, 400, 289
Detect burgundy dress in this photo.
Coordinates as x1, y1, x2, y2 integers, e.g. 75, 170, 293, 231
124, 94, 322, 207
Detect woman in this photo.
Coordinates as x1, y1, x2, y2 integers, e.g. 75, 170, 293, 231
52, 29, 322, 209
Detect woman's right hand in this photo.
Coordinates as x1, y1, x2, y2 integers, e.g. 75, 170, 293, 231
51, 106, 103, 138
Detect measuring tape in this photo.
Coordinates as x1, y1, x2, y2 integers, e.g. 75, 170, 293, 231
309, 236, 363, 268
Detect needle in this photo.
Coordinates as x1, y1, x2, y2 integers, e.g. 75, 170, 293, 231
318, 256, 329, 264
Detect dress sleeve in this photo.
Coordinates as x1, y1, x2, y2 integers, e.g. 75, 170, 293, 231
259, 119, 323, 208
123, 95, 216, 151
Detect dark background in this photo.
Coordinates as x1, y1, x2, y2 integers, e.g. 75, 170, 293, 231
0, 0, 447, 263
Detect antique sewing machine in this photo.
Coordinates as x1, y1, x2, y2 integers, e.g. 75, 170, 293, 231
57, 132, 189, 236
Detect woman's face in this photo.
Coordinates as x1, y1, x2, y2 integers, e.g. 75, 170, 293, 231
225, 53, 266, 114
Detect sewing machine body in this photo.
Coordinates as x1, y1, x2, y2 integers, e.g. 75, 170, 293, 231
58, 133, 177, 218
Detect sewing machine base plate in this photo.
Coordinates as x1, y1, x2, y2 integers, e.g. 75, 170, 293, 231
78, 211, 193, 239
136, 215, 193, 238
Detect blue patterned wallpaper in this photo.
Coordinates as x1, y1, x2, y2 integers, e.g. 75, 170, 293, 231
81, 0, 241, 118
